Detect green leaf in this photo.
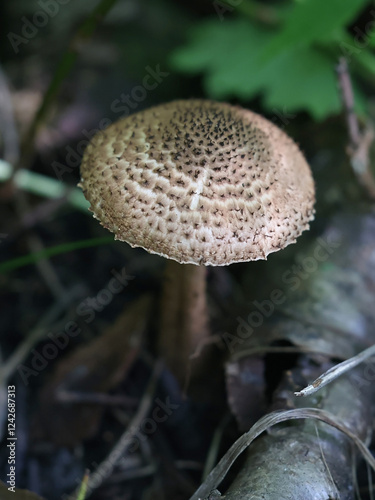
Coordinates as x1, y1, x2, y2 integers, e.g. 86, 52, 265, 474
260, 0, 370, 62
345, 37, 375, 77
170, 19, 352, 120
328, 29, 375, 92
170, 19, 265, 74
262, 47, 342, 120
170, 19, 273, 95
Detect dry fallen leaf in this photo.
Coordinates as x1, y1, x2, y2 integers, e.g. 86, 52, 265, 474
32, 295, 151, 446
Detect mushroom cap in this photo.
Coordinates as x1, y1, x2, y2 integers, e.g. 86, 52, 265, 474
79, 99, 315, 266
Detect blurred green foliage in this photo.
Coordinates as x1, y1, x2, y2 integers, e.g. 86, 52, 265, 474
170, 0, 375, 120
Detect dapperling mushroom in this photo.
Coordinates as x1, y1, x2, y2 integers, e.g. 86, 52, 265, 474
79, 99, 315, 383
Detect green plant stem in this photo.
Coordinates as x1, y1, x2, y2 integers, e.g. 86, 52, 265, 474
76, 472, 89, 500
0, 237, 114, 273
0, 159, 89, 212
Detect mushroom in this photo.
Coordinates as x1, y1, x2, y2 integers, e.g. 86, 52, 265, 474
79, 99, 315, 383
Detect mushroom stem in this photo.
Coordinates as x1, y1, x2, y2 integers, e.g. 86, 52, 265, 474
159, 261, 209, 384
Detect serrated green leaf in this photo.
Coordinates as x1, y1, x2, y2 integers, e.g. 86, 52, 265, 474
170, 19, 273, 97
170, 19, 268, 74
262, 47, 342, 120
260, 0, 370, 62
170, 19, 357, 120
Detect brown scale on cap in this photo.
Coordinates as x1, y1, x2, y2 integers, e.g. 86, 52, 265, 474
79, 100, 315, 266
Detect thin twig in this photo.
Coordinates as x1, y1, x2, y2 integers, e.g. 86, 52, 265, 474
0, 73, 68, 298
1, 0, 119, 301
68, 360, 163, 499
314, 423, 339, 497
0, 285, 84, 441
189, 334, 223, 360
27, 233, 67, 299
230, 345, 341, 362
56, 389, 138, 408
109, 464, 156, 482
0, 66, 20, 165
202, 413, 232, 481
295, 344, 375, 397
367, 462, 374, 500
0, 284, 84, 381
336, 57, 361, 148
12, 184, 68, 299
336, 57, 375, 199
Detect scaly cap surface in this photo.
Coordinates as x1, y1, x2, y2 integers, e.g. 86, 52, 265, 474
79, 100, 315, 265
